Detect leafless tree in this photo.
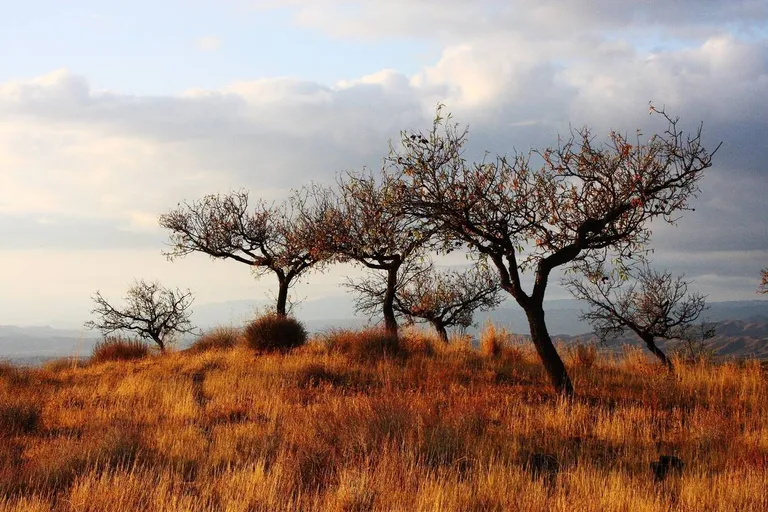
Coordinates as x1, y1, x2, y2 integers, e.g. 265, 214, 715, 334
347, 260, 502, 342
84, 280, 197, 351
309, 170, 432, 334
565, 263, 709, 369
759, 268, 768, 294
392, 104, 718, 395
675, 321, 717, 362
159, 190, 327, 317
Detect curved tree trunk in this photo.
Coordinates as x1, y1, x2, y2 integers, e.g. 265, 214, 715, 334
525, 305, 574, 396
276, 275, 289, 318
153, 336, 166, 352
382, 265, 399, 335
642, 334, 674, 370
430, 319, 449, 343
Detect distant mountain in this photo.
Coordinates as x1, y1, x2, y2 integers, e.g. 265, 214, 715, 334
571, 319, 768, 360
0, 327, 97, 363
1, 298, 765, 363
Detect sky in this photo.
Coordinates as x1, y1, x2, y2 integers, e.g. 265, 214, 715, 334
0, 0, 767, 328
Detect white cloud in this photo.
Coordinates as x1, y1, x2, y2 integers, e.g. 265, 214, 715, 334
1, 3, 767, 319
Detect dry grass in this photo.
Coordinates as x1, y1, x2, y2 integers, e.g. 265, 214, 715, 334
321, 327, 401, 361
1, 324, 766, 511
479, 320, 524, 359
566, 342, 599, 371
90, 337, 151, 364
189, 326, 242, 353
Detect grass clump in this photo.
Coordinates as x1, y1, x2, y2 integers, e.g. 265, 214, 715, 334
400, 329, 438, 357
322, 328, 401, 361
243, 314, 307, 352
0, 361, 31, 387
571, 342, 598, 370
0, 401, 41, 435
42, 358, 85, 373
480, 321, 510, 358
90, 337, 151, 364
189, 326, 242, 353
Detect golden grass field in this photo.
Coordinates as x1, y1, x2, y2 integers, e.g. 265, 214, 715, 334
1, 324, 766, 511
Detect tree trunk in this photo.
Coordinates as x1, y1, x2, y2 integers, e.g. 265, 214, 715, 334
642, 334, 674, 370
525, 305, 574, 396
430, 319, 449, 343
382, 265, 399, 335
153, 336, 165, 353
276, 276, 289, 318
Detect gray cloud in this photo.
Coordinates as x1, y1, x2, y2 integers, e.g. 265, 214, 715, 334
270, 0, 767, 42
0, 1, 766, 305
0, 215, 163, 251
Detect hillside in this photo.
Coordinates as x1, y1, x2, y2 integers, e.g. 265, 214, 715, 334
569, 319, 768, 360
1, 331, 767, 511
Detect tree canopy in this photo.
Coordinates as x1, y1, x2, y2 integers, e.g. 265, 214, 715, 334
159, 190, 327, 316
347, 260, 502, 341
84, 280, 197, 351
391, 105, 718, 394
309, 170, 432, 333
565, 263, 709, 369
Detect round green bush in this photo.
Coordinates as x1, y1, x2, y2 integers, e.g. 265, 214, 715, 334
243, 314, 307, 352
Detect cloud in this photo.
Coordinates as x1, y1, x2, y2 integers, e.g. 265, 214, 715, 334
260, 0, 767, 43
0, 215, 162, 251
196, 36, 222, 51
0, 2, 767, 308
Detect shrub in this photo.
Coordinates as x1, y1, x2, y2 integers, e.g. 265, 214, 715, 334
91, 337, 151, 364
243, 314, 307, 352
189, 326, 241, 353
322, 328, 401, 361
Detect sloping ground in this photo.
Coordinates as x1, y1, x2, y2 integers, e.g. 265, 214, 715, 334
561, 319, 768, 360
1, 336, 767, 511
702, 336, 768, 359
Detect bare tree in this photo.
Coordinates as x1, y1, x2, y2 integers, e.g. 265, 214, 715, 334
347, 261, 502, 342
310, 170, 432, 334
759, 268, 768, 294
392, 105, 718, 395
675, 321, 717, 362
565, 263, 709, 369
84, 280, 197, 351
159, 190, 327, 317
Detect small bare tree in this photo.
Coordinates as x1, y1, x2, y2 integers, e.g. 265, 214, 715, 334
565, 263, 708, 370
392, 104, 718, 395
347, 261, 502, 342
159, 190, 327, 317
84, 280, 197, 351
675, 321, 717, 362
759, 268, 768, 294
310, 171, 432, 334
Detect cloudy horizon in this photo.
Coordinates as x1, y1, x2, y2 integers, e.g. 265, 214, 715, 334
1, 0, 767, 328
